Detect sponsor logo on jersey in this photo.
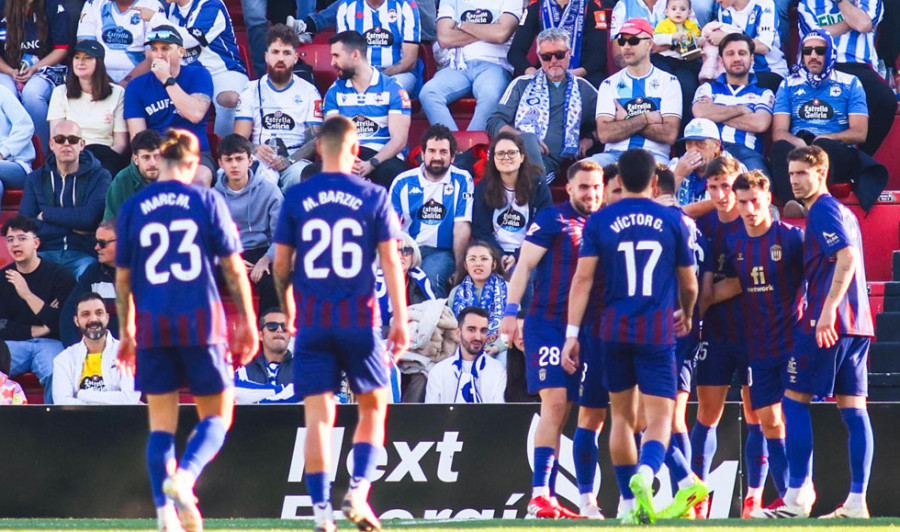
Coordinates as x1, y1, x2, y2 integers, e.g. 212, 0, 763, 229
461, 9, 493, 24
418, 199, 447, 224
365, 26, 394, 48
770, 244, 782, 262
594, 9, 607, 29
102, 26, 135, 46
799, 98, 834, 120
526, 222, 540, 236
263, 111, 297, 131
624, 97, 658, 118
399, 89, 411, 109
822, 231, 840, 245
498, 207, 527, 232
352, 114, 380, 135
314, 100, 324, 119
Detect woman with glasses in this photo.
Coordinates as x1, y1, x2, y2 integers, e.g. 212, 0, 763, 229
47, 40, 129, 176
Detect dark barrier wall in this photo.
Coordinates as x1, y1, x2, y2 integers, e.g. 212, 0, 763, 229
0, 403, 890, 519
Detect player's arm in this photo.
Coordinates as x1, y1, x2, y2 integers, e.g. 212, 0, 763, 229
817, 245, 858, 348
675, 265, 699, 336
499, 241, 547, 345
220, 252, 260, 365
114, 267, 137, 376
378, 239, 411, 361
273, 243, 297, 334
699, 274, 741, 316
561, 255, 598, 373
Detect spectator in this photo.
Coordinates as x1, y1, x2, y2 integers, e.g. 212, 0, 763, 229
651, 0, 702, 125
375, 233, 437, 329
670, 119, 743, 205
289, 0, 437, 45
507, 0, 610, 87
603, 162, 623, 205
609, 0, 715, 66
489, 28, 599, 179
213, 134, 282, 313
425, 306, 505, 403
590, 19, 682, 167
798, 0, 897, 155
0, 368, 27, 405
0, 215, 75, 404
770, 30, 887, 213
692, 33, 774, 174
472, 132, 552, 270
59, 219, 118, 347
447, 241, 509, 360
390, 125, 473, 297
51, 292, 139, 404
234, 308, 296, 404
419, 0, 521, 132
0, 0, 70, 152
323, 31, 411, 188
234, 24, 322, 193
104, 130, 161, 221
123, 25, 215, 187
0, 84, 35, 200
47, 40, 129, 176
20, 120, 111, 280
75, 0, 162, 85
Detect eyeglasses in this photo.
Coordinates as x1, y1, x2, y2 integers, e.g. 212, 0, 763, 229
263, 322, 287, 332
399, 247, 414, 257
494, 150, 521, 159
801, 46, 828, 56
617, 36, 651, 46
539, 51, 569, 61
96, 238, 116, 249
5, 235, 32, 244
52, 135, 82, 145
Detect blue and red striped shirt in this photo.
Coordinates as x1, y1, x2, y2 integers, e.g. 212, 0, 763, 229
697, 210, 745, 344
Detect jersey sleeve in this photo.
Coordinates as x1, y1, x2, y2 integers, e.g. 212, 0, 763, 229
847, 76, 869, 116
76, 0, 98, 39
46, 86, 66, 121
388, 79, 412, 115
436, 0, 456, 21
186, 2, 227, 46
501, 0, 523, 18
47, 0, 70, 49
660, 74, 683, 117
692, 82, 712, 105
810, 199, 851, 256
112, 87, 128, 133
304, 83, 324, 125
595, 78, 616, 117
455, 172, 474, 222
610, 1, 626, 40
579, 214, 603, 257
756, 88, 775, 114
234, 82, 256, 121
756, 1, 778, 50
401, 0, 421, 43
524, 207, 561, 249
772, 80, 790, 114
185, 66, 214, 98
675, 214, 696, 268
123, 80, 145, 119
858, 0, 884, 25
374, 188, 402, 243
274, 191, 298, 247
335, 1, 350, 33
208, 191, 243, 257
324, 86, 339, 116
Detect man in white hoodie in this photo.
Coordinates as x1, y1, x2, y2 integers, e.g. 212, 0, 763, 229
52, 292, 139, 405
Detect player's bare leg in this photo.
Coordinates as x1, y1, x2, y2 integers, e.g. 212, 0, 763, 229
147, 392, 182, 532
342, 387, 389, 531
304, 392, 338, 532
528, 388, 580, 518
574, 406, 606, 518
819, 394, 872, 519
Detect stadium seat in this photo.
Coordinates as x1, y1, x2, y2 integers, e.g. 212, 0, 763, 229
0, 210, 16, 268
837, 191, 900, 282
453, 131, 489, 151
313, 30, 336, 44
32, 134, 44, 170
1, 189, 22, 211
235, 33, 255, 80
297, 43, 337, 95
874, 114, 900, 189
419, 43, 437, 83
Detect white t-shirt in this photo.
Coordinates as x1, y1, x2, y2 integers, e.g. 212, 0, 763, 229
77, 0, 164, 82
235, 75, 323, 154
47, 84, 128, 147
437, 0, 521, 69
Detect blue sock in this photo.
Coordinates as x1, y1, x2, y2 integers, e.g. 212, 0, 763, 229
840, 408, 874, 494
745, 424, 768, 490
782, 397, 813, 489
614, 464, 639, 499
634, 432, 643, 452
573, 428, 599, 495
672, 431, 692, 472
640, 439, 667, 475
532, 446, 554, 490
664, 439, 692, 492
351, 442, 379, 482
146, 431, 175, 508
690, 422, 717, 479
307, 471, 330, 505
549, 459, 559, 497
766, 437, 788, 497
179, 416, 227, 479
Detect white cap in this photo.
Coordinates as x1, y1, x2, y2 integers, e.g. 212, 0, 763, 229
678, 118, 720, 143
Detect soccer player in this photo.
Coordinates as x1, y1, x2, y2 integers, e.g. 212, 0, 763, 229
272, 115, 410, 532
115, 129, 259, 532
499, 160, 606, 519
563, 148, 705, 524
754, 146, 874, 519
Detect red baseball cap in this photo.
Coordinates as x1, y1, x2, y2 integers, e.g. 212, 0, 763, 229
617, 18, 655, 38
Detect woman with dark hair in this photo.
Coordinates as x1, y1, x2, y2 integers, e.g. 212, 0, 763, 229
0, 0, 70, 151
472, 131, 552, 272
47, 40, 128, 175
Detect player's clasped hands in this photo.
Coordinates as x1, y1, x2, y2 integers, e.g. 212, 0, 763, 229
561, 337, 580, 375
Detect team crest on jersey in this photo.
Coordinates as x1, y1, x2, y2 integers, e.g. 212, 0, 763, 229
830, 85, 842, 97
444, 183, 455, 195
748, 10, 757, 25
387, 8, 399, 22
770, 244, 782, 262
538, 368, 547, 382
736, 252, 744, 261
650, 79, 660, 90
131, 12, 141, 24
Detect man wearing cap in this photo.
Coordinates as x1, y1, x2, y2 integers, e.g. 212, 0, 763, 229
670, 117, 747, 206
769, 29, 886, 214
123, 24, 216, 187
76, 0, 165, 85
588, 18, 682, 168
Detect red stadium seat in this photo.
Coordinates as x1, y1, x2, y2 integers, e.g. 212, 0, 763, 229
0, 211, 16, 268
874, 114, 900, 189
453, 130, 489, 151
235, 33, 255, 79
297, 43, 337, 95
1, 189, 22, 211
835, 191, 900, 282
32, 134, 44, 170
419, 43, 437, 83
313, 30, 336, 44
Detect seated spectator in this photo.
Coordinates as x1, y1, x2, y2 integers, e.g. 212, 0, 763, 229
52, 292, 139, 404
0, 369, 27, 405
0, 0, 70, 151
798, 0, 897, 155
124, 25, 215, 187
651, 0, 702, 125
507, 0, 609, 87
234, 308, 296, 404
323, 31, 411, 188
290, 0, 437, 44
671, 118, 744, 205
20, 120, 111, 280
104, 130, 161, 221
375, 233, 437, 329
425, 306, 506, 403
603, 162, 623, 205
59, 220, 118, 347
234, 25, 322, 194
447, 241, 509, 360
472, 132, 552, 270
419, 0, 521, 132
770, 30, 887, 213
489, 28, 599, 180
590, 19, 682, 167
0, 84, 35, 200
47, 40, 129, 176
692, 33, 774, 174
390, 125, 473, 297
213, 134, 282, 313
75, 0, 163, 84
609, 0, 715, 67
0, 215, 75, 404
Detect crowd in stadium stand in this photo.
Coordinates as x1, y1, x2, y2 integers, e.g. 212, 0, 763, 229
0, 0, 898, 404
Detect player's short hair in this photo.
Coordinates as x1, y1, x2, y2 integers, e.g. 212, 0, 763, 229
267, 23, 300, 49
655, 164, 676, 195
602, 163, 619, 185
617, 149, 657, 193
132, 129, 162, 153
160, 129, 200, 166
704, 156, 741, 180
97, 219, 116, 233
258, 307, 285, 330
787, 145, 829, 170
457, 306, 489, 327
330, 30, 367, 55
2, 215, 39, 236
733, 170, 770, 192
567, 160, 603, 182
318, 116, 357, 158
719, 32, 755, 56
76, 292, 105, 311
420, 124, 457, 155
218, 134, 254, 158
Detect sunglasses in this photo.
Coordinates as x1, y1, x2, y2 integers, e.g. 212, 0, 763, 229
53, 135, 82, 145
801, 46, 828, 56
264, 322, 287, 332
617, 36, 651, 46
399, 247, 415, 256
147, 30, 176, 41
96, 238, 116, 249
539, 51, 569, 61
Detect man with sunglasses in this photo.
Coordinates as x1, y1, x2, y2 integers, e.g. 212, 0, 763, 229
234, 308, 296, 404
589, 19, 682, 169
488, 28, 598, 180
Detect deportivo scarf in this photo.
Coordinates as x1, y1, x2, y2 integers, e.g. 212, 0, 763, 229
514, 71, 582, 158
793, 28, 836, 89
451, 273, 508, 342
540, 0, 585, 69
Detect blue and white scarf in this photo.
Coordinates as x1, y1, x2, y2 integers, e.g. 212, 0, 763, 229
514, 71, 582, 158
793, 29, 836, 89
451, 273, 508, 342
540, 0, 585, 69
451, 349, 488, 403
